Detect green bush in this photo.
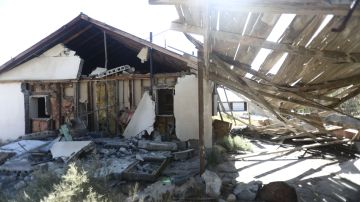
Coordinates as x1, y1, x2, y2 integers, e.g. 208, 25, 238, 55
220, 135, 252, 152
41, 163, 105, 202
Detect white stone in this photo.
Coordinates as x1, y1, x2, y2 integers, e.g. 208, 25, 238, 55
201, 170, 222, 197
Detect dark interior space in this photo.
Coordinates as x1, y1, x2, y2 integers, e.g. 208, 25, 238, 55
0, 15, 189, 75
37, 97, 49, 118
157, 89, 174, 115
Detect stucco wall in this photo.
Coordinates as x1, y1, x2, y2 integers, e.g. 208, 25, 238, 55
0, 44, 81, 81
0, 82, 25, 140
174, 75, 213, 147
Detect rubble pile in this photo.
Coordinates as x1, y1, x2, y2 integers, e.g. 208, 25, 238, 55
0, 126, 203, 200
0, 123, 305, 201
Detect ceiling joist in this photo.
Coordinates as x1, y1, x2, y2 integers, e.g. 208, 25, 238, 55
150, 0, 358, 16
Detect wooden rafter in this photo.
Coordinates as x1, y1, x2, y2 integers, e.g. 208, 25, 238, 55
149, 0, 357, 16
172, 22, 360, 63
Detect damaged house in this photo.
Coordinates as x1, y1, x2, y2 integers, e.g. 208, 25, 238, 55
0, 13, 213, 147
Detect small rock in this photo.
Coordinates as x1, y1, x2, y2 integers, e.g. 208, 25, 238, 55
153, 131, 162, 142
119, 147, 127, 153
138, 149, 148, 153
24, 175, 31, 181
234, 181, 262, 201
201, 170, 222, 197
227, 194, 236, 202
99, 148, 110, 155
136, 154, 144, 161
14, 181, 26, 190
256, 181, 298, 202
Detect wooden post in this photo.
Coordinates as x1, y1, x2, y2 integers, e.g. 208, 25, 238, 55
223, 86, 237, 125
198, 50, 205, 174
149, 32, 154, 96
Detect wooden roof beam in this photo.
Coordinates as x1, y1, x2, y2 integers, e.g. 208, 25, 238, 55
172, 21, 360, 63
150, 0, 358, 16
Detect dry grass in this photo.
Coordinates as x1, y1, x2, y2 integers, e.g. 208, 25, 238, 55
221, 135, 252, 152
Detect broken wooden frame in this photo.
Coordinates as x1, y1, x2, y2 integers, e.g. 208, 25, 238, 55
171, 2, 360, 144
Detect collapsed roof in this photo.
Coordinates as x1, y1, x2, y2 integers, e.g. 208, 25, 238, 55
0, 13, 197, 75
150, 0, 360, 136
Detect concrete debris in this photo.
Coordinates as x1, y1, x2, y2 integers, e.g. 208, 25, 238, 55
138, 151, 172, 161
201, 170, 222, 198
123, 159, 169, 181
233, 181, 262, 201
163, 157, 200, 183
93, 137, 129, 148
153, 131, 162, 142
18, 130, 57, 140
0, 140, 48, 155
0, 152, 16, 165
136, 154, 144, 161
50, 141, 94, 162
138, 140, 178, 151
226, 193, 236, 202
94, 157, 136, 179
134, 180, 175, 202
123, 92, 155, 138
0, 157, 33, 173
173, 149, 194, 161
14, 180, 26, 190
256, 181, 298, 202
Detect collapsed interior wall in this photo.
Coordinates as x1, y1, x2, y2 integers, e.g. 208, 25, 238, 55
0, 82, 25, 140
174, 75, 213, 147
0, 44, 82, 81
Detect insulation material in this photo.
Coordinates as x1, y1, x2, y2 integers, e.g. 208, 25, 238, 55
95, 81, 117, 134
123, 92, 155, 138
174, 75, 213, 147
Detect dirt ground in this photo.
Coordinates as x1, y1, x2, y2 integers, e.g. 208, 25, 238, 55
216, 137, 360, 202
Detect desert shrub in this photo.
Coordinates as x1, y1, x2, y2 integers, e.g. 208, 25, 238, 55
14, 168, 61, 202
233, 136, 252, 151
220, 135, 252, 152
206, 145, 226, 166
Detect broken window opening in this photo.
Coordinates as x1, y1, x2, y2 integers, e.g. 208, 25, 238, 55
223, 101, 247, 112
156, 89, 174, 116
29, 96, 50, 119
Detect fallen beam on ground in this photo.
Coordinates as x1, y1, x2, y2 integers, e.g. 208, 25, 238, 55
232, 139, 350, 160
138, 140, 178, 151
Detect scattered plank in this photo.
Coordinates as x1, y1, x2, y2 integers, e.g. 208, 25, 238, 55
232, 139, 350, 160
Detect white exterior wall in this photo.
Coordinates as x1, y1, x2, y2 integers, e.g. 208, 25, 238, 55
0, 44, 81, 81
0, 82, 25, 141
174, 75, 213, 147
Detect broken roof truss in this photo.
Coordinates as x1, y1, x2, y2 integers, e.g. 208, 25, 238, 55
150, 0, 360, 139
